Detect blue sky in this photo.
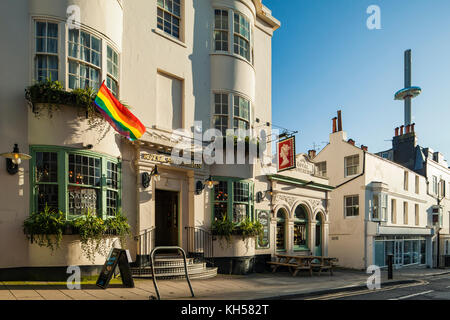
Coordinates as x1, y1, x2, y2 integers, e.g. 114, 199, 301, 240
265, 0, 450, 159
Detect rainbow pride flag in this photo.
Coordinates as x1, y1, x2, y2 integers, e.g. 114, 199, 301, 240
94, 82, 146, 141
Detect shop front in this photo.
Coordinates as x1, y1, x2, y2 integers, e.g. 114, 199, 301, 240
374, 226, 433, 268
268, 154, 334, 257
374, 236, 428, 268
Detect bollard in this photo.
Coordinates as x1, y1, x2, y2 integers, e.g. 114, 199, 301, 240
387, 254, 394, 280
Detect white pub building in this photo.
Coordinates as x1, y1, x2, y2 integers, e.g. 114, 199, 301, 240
0, 0, 334, 280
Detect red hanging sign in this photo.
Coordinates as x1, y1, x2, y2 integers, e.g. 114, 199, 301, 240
277, 136, 296, 172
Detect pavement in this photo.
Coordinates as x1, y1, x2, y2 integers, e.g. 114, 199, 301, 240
0, 267, 448, 300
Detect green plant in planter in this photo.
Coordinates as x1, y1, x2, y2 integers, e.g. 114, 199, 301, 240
23, 205, 66, 253
236, 218, 264, 241
104, 210, 131, 248
73, 210, 108, 263
211, 216, 238, 247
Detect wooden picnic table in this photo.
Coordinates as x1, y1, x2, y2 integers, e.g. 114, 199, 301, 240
267, 254, 338, 276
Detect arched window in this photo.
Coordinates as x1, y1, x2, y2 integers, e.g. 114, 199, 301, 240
294, 205, 308, 251
276, 209, 286, 251
315, 213, 322, 248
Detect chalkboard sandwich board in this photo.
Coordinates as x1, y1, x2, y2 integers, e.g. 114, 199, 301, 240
96, 248, 135, 289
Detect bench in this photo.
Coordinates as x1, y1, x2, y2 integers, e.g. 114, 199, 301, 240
267, 254, 338, 277
310, 257, 338, 276
267, 261, 313, 276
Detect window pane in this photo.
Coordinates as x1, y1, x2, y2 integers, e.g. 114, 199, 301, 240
37, 184, 58, 213
214, 203, 227, 221
91, 36, 100, 52
47, 23, 58, 37
214, 181, 228, 201
69, 154, 100, 186
68, 186, 99, 215
36, 152, 58, 183
233, 203, 247, 222
294, 222, 307, 247
36, 38, 46, 52
36, 22, 46, 36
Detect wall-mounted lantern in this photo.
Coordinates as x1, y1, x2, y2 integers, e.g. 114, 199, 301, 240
0, 144, 32, 175
256, 188, 273, 203
141, 165, 161, 189
195, 176, 218, 195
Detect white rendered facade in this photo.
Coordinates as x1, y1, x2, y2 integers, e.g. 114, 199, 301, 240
314, 117, 434, 270
0, 0, 335, 279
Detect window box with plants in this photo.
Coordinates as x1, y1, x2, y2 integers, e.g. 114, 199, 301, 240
211, 217, 263, 258
23, 205, 131, 264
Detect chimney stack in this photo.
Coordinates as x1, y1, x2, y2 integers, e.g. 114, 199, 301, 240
395, 127, 399, 137
332, 117, 337, 133
406, 124, 411, 134
337, 110, 343, 132
308, 150, 317, 159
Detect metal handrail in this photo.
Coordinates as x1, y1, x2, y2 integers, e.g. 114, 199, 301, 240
134, 227, 155, 254
185, 226, 214, 266
150, 246, 195, 300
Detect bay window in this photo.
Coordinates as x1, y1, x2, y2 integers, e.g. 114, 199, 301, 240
31, 146, 121, 220
35, 21, 59, 82
372, 193, 388, 221
212, 178, 253, 223
212, 8, 252, 63
212, 92, 251, 136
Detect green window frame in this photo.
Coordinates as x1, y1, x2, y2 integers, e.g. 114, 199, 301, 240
293, 205, 309, 251
29, 145, 121, 220
211, 177, 254, 223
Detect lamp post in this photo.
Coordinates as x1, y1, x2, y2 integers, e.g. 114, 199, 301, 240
434, 179, 445, 268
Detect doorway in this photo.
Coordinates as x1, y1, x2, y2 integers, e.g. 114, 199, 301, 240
155, 189, 179, 247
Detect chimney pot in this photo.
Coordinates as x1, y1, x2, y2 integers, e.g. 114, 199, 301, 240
308, 150, 317, 159
361, 145, 368, 152
332, 117, 337, 133
395, 127, 399, 137
406, 124, 411, 134
411, 123, 415, 132
400, 125, 404, 135
337, 110, 343, 132
348, 139, 355, 146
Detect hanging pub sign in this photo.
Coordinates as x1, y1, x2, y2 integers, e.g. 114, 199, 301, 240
277, 136, 296, 172
96, 248, 134, 289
